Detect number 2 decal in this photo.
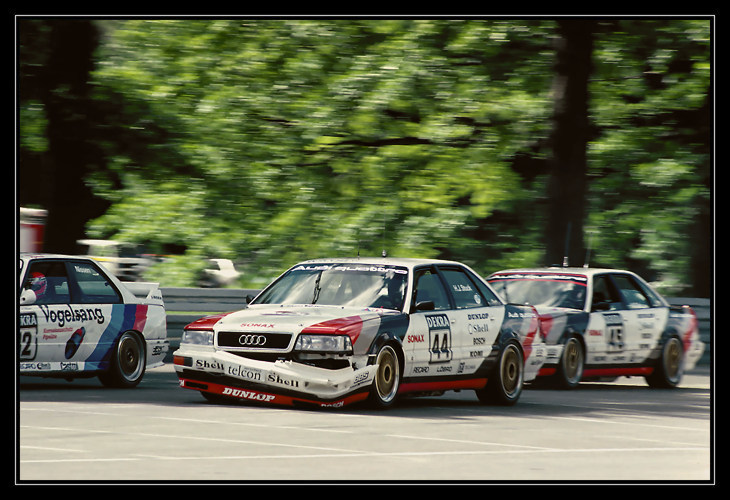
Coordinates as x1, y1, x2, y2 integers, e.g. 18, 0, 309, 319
19, 313, 38, 360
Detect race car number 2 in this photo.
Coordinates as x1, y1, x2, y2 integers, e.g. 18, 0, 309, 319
19, 312, 38, 360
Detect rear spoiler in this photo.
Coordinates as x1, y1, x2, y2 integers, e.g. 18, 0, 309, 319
123, 282, 164, 306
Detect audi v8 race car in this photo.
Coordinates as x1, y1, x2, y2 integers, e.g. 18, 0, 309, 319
19, 254, 168, 387
487, 268, 705, 389
173, 258, 546, 409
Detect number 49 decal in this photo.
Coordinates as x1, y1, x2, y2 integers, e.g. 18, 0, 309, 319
19, 312, 38, 360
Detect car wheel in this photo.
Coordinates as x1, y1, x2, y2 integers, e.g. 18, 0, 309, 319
646, 336, 684, 388
477, 341, 523, 405
369, 344, 401, 409
553, 336, 584, 389
98, 331, 146, 388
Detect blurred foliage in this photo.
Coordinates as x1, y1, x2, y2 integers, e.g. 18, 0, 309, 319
18, 19, 711, 294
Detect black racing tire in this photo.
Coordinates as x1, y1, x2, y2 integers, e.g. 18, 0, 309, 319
552, 335, 584, 389
368, 344, 401, 409
98, 331, 146, 388
476, 341, 524, 406
646, 336, 684, 388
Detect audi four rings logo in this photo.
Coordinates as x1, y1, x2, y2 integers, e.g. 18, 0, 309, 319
239, 334, 267, 347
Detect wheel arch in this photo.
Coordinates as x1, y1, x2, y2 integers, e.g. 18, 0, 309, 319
368, 332, 405, 370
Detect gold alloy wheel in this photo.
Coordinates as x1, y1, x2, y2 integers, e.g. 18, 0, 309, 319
646, 335, 685, 388
374, 345, 400, 404
500, 343, 522, 398
563, 337, 584, 384
664, 337, 682, 382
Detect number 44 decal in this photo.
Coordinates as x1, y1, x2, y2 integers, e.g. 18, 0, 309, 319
430, 331, 452, 362
426, 314, 453, 363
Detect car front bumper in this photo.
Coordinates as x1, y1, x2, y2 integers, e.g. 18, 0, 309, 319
173, 347, 377, 408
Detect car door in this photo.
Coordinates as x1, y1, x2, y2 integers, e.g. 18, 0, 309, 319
19, 259, 122, 372
19, 259, 75, 367
404, 266, 458, 377
608, 272, 667, 364
588, 272, 666, 366
586, 273, 626, 365
436, 265, 506, 376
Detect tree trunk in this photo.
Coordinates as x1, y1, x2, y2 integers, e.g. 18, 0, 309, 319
544, 20, 595, 267
36, 20, 103, 254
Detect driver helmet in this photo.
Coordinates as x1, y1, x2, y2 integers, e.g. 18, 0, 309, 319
29, 271, 47, 299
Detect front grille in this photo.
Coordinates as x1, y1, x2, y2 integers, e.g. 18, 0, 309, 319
227, 351, 288, 363
217, 331, 292, 350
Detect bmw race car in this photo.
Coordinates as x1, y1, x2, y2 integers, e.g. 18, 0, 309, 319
487, 268, 705, 389
19, 254, 168, 387
173, 258, 546, 409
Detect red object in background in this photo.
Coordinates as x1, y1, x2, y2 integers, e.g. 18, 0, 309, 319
20, 207, 47, 252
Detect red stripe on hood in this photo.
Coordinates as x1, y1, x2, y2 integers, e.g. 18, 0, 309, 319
300, 315, 364, 344
185, 312, 232, 330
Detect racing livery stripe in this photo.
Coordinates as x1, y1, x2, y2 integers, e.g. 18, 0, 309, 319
300, 315, 365, 342
85, 304, 146, 363
681, 306, 698, 352
133, 304, 149, 334
521, 308, 540, 360
583, 366, 653, 377
400, 378, 488, 393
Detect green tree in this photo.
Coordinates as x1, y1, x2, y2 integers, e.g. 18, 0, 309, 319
586, 19, 711, 295
18, 18, 711, 295
85, 20, 556, 286
18, 19, 108, 253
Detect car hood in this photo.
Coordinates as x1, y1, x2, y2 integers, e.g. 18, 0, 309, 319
188, 304, 401, 341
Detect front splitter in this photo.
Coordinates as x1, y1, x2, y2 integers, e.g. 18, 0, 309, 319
178, 375, 370, 408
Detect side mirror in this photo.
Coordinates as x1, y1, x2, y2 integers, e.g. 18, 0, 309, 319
415, 300, 435, 311
20, 289, 36, 305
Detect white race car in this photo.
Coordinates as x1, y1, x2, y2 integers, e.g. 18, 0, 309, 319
174, 258, 545, 409
19, 254, 168, 387
487, 267, 705, 388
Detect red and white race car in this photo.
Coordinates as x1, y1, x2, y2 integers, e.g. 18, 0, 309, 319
19, 254, 168, 387
487, 267, 705, 388
174, 258, 546, 409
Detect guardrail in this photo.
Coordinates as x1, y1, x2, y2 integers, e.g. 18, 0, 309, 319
163, 287, 260, 357
161, 288, 711, 366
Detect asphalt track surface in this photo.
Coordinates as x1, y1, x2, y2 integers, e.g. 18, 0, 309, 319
17, 363, 713, 485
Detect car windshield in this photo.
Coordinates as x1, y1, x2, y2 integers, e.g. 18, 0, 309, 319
253, 263, 409, 311
488, 273, 587, 310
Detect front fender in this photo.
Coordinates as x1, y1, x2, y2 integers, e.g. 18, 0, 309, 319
367, 332, 404, 365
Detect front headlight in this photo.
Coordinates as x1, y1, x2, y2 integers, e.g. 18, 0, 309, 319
294, 334, 353, 354
181, 328, 214, 346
